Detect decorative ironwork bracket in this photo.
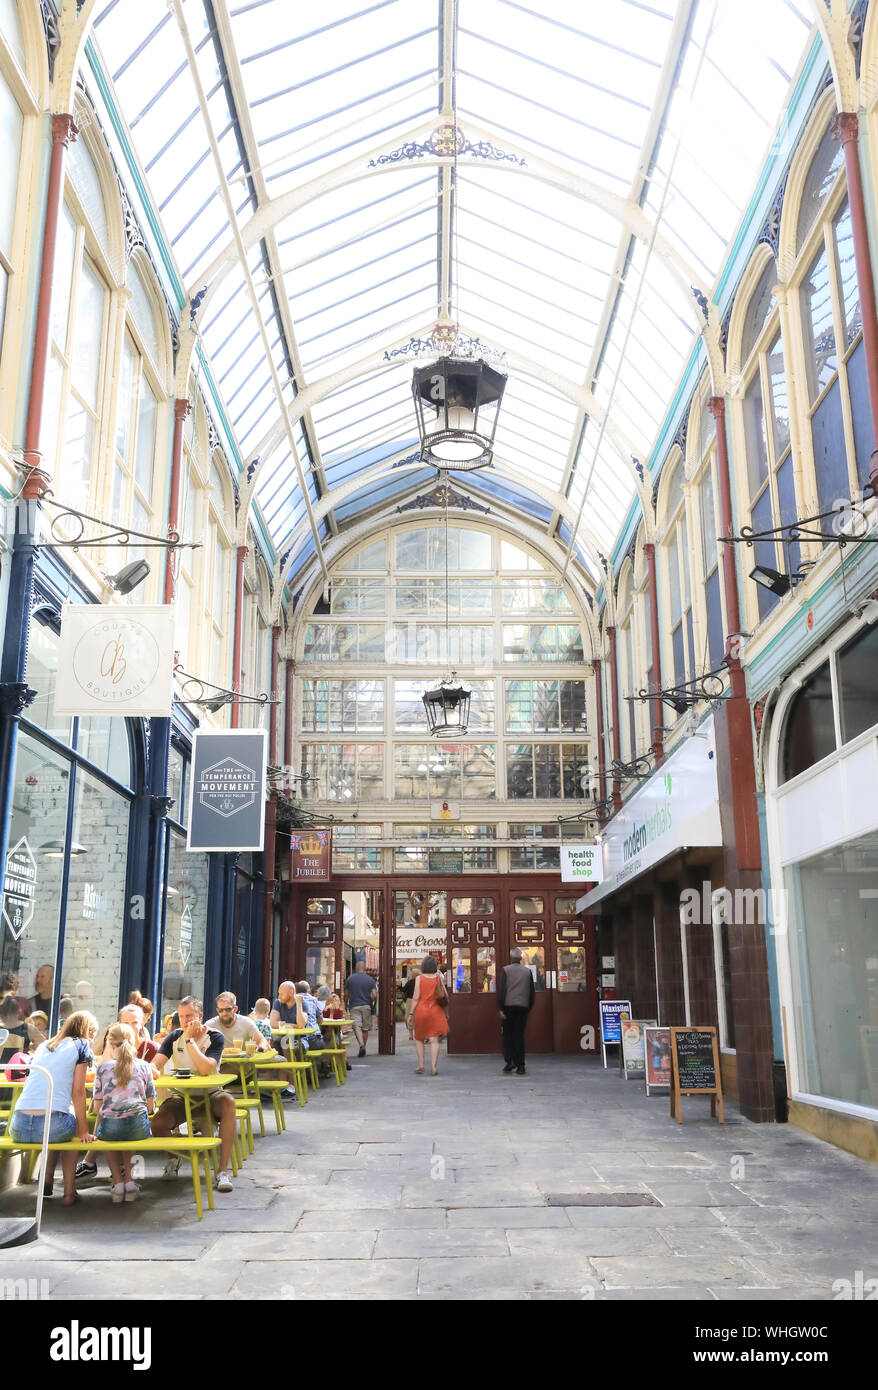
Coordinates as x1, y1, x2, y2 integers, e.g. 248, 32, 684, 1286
172, 666, 277, 710
609, 754, 653, 781
397, 481, 490, 514
556, 796, 614, 825
626, 662, 729, 712
721, 484, 878, 549
36, 493, 202, 553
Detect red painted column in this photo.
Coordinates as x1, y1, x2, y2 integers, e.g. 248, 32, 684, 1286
643, 541, 664, 765
23, 114, 78, 494
709, 397, 745, 694
164, 399, 190, 603
283, 656, 293, 780
591, 657, 607, 813
832, 113, 878, 484
262, 623, 281, 992
606, 626, 622, 812
230, 544, 246, 728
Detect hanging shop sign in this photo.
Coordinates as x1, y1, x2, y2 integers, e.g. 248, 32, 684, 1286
55, 604, 175, 716
2, 837, 36, 941
187, 729, 267, 852
576, 714, 721, 912
560, 844, 604, 884
620, 1016, 657, 1081
290, 830, 332, 881
669, 1025, 725, 1124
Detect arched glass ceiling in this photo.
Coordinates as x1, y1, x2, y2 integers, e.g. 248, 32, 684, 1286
91, 0, 816, 583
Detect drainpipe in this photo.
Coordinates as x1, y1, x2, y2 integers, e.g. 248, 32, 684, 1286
606, 626, 622, 812
230, 545, 246, 728
262, 623, 280, 992
832, 114, 878, 485
591, 657, 607, 814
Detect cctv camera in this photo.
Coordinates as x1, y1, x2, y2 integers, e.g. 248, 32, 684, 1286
854, 598, 878, 625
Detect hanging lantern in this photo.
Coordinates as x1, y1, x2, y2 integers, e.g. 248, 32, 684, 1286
422, 677, 472, 737
412, 357, 506, 470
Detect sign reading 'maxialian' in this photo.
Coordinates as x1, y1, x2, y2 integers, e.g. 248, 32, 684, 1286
187, 729, 268, 852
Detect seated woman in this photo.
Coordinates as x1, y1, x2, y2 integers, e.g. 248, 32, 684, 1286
92, 1023, 156, 1203
7, 1010, 98, 1205
94, 1004, 157, 1063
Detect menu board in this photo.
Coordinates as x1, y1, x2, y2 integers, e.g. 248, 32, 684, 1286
643, 1026, 671, 1093
620, 1018, 656, 1080
669, 1026, 724, 1124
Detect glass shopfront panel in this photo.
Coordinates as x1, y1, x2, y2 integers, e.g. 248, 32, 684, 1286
1, 734, 68, 1026
785, 830, 878, 1110
162, 832, 209, 1023
60, 767, 131, 1028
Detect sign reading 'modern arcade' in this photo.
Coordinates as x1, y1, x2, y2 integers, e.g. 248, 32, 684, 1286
187, 729, 268, 852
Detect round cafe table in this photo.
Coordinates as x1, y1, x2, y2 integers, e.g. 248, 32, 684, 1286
270, 1026, 317, 1061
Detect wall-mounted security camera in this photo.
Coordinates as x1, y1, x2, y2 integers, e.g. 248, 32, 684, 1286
852, 598, 878, 625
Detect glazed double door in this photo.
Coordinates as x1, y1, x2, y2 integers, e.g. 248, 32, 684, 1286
291, 881, 596, 1055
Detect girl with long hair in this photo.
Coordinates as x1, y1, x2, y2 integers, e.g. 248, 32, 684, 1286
92, 1023, 156, 1202
7, 1010, 98, 1205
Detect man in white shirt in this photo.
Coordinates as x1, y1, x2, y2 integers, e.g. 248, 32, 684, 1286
205, 992, 271, 1052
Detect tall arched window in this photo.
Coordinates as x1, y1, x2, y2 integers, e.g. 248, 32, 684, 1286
175, 393, 207, 668
792, 121, 869, 507
736, 254, 795, 620
616, 566, 636, 760
0, 7, 24, 365
690, 389, 725, 669
205, 455, 233, 693
660, 460, 694, 689
41, 136, 114, 511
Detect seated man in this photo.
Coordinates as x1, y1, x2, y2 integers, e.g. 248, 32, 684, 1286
150, 995, 237, 1193
206, 991, 271, 1052
270, 981, 306, 1097
295, 980, 325, 1051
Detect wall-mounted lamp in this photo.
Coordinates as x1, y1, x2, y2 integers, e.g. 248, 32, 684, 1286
105, 559, 151, 595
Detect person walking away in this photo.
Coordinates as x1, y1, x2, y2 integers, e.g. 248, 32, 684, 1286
498, 948, 535, 1075
7, 1010, 98, 1204
345, 963, 377, 1058
411, 956, 449, 1076
92, 1023, 156, 1202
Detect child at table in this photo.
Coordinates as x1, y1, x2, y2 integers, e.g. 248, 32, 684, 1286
249, 998, 272, 1040
92, 1023, 156, 1203
322, 992, 344, 1020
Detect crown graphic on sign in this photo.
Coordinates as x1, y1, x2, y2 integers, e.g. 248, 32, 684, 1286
297, 832, 326, 855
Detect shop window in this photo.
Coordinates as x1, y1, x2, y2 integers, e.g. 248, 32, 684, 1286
515, 896, 544, 914
0, 735, 69, 1023
785, 830, 878, 1109
451, 897, 495, 914
781, 662, 836, 782
25, 616, 71, 744
162, 831, 209, 1023
838, 624, 878, 746
555, 896, 578, 915
509, 823, 561, 870
76, 715, 132, 786
60, 767, 131, 1029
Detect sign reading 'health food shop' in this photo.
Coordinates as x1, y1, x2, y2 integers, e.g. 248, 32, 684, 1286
187, 729, 268, 852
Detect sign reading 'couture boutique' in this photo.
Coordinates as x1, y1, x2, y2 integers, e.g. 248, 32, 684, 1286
55, 604, 175, 717
187, 729, 268, 852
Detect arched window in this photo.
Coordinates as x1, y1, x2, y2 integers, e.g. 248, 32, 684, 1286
0, 0, 38, 388
175, 393, 207, 668
205, 455, 233, 693
736, 254, 795, 621
0, 35, 22, 362
41, 135, 114, 512
616, 566, 636, 760
793, 121, 869, 510
110, 258, 167, 598
690, 389, 725, 669
660, 460, 694, 690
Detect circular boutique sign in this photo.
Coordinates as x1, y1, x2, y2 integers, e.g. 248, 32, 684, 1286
71, 616, 161, 705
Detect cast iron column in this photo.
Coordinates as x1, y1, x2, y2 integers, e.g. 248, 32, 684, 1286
230, 544, 246, 728
606, 626, 622, 812
643, 541, 664, 765
591, 656, 607, 814
164, 399, 190, 602
262, 623, 280, 992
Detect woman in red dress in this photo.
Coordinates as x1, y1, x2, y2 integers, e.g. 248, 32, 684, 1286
412, 955, 449, 1076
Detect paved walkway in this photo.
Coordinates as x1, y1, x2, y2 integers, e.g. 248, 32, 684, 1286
2, 1040, 877, 1300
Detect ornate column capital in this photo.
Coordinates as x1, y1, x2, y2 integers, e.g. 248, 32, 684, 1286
708, 395, 726, 423
0, 683, 37, 717
831, 111, 859, 147
51, 113, 78, 149
174, 398, 192, 423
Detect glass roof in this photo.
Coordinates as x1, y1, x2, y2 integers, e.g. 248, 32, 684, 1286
91, 0, 816, 589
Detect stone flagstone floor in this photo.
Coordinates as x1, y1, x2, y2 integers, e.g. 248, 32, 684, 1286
1, 1039, 876, 1301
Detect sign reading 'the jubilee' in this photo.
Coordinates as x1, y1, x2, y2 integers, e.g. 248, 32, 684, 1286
187, 729, 268, 852
291, 830, 332, 880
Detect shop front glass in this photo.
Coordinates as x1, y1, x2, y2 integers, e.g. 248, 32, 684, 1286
162, 830, 209, 1025
785, 830, 878, 1111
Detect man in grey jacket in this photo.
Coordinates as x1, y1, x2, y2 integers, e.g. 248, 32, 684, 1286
498, 948, 536, 1075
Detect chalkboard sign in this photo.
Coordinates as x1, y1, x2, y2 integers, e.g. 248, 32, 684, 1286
669, 1026, 724, 1124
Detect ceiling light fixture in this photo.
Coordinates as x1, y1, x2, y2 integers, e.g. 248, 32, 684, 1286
411, 357, 506, 471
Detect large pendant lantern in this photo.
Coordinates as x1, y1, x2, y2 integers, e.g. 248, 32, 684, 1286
422, 676, 472, 737
412, 357, 507, 470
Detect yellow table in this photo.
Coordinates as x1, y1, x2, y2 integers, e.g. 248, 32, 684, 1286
154, 1072, 236, 1154
319, 1018, 352, 1028
220, 1049, 277, 1147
